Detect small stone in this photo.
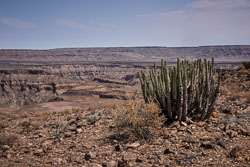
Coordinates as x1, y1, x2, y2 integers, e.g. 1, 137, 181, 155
200, 142, 214, 149
85, 152, 96, 160
76, 128, 83, 134
38, 133, 45, 137
184, 145, 191, 149
222, 107, 234, 115
200, 136, 211, 141
68, 119, 76, 125
197, 122, 206, 127
136, 158, 143, 163
240, 128, 250, 136
114, 145, 121, 151
91, 164, 102, 167
229, 146, 241, 158
57, 158, 63, 164
33, 149, 43, 156
180, 121, 187, 127
76, 122, 85, 128
106, 160, 117, 167
43, 140, 53, 146
163, 148, 172, 154
64, 132, 72, 137
217, 140, 231, 150
68, 126, 77, 131
86, 115, 99, 124
27, 143, 33, 148
1, 145, 10, 151
23, 149, 30, 153
227, 131, 238, 138
75, 156, 83, 163
123, 153, 136, 161
168, 121, 179, 128
118, 160, 128, 167
178, 126, 186, 131
7, 153, 11, 159
126, 142, 140, 149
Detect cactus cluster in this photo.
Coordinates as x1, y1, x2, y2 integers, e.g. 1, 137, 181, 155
138, 58, 221, 122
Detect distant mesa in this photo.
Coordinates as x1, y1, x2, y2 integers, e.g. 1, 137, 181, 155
0, 45, 250, 63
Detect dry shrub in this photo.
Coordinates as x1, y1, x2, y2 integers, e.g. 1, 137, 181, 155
221, 71, 250, 103
35, 112, 49, 121
19, 112, 29, 119
111, 100, 165, 140
61, 109, 72, 115
51, 119, 68, 140
20, 120, 31, 128
0, 115, 7, 121
88, 105, 98, 111
71, 107, 81, 113
0, 133, 18, 146
0, 119, 8, 131
30, 121, 43, 130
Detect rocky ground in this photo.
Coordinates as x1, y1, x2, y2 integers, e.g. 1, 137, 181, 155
0, 69, 249, 167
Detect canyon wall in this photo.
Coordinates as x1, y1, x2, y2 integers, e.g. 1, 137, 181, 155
0, 64, 141, 107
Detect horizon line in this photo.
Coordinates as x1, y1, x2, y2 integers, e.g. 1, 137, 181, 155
1, 44, 250, 50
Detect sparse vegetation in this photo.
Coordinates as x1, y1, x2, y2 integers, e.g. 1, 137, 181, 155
0, 120, 8, 132
139, 58, 221, 122
0, 133, 18, 146
0, 51, 249, 166
242, 61, 250, 69
111, 100, 165, 140
51, 119, 68, 140
220, 69, 250, 108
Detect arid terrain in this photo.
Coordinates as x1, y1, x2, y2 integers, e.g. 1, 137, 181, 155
1, 45, 250, 62
0, 46, 249, 166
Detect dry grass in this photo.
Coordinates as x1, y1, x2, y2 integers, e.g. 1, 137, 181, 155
34, 112, 49, 121
0, 115, 7, 121
0, 120, 8, 132
19, 112, 29, 119
0, 133, 18, 146
87, 105, 98, 111
221, 69, 250, 103
110, 100, 165, 140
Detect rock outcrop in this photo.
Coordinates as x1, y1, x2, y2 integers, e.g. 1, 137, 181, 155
0, 73, 63, 107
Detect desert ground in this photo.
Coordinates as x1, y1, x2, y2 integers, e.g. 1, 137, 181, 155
0, 46, 249, 166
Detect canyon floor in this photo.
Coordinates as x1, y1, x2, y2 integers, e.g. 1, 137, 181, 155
0, 60, 249, 166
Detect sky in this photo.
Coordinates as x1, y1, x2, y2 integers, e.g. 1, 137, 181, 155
0, 0, 250, 49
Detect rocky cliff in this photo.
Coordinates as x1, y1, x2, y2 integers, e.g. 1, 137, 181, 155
0, 63, 140, 107
0, 72, 63, 107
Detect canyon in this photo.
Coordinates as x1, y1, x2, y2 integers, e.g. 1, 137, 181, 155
0, 45, 249, 113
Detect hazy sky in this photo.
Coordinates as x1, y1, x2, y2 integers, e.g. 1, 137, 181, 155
0, 0, 250, 49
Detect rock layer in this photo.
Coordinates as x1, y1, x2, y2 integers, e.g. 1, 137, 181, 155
0, 45, 250, 62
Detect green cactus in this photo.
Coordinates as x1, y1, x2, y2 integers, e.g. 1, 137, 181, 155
138, 58, 221, 122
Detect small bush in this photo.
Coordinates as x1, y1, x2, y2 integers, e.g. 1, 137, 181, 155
0, 133, 18, 146
51, 119, 68, 140
0, 119, 8, 132
242, 61, 250, 69
111, 100, 165, 140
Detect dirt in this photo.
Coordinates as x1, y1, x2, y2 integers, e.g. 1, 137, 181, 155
0, 69, 249, 167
